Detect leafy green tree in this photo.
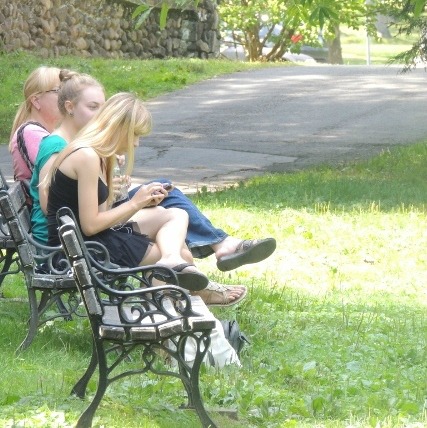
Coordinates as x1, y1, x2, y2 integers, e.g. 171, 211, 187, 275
411, 0, 427, 15
131, 0, 404, 65
375, 0, 427, 71
219, 0, 310, 62
219, 0, 370, 63
130, 0, 371, 62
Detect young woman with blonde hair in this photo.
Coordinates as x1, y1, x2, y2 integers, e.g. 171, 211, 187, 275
46, 91, 209, 290
30, 69, 246, 305
30, 69, 105, 244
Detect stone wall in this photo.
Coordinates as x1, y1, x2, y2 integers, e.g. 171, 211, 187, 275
0, 0, 220, 59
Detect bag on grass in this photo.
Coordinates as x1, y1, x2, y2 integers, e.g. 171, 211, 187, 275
220, 320, 250, 356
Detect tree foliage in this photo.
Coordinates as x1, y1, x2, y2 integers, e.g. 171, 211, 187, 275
130, 0, 200, 29
129, 0, 427, 69
219, 0, 305, 62
219, 0, 370, 62
130, 0, 371, 62
411, 0, 427, 15
376, 0, 427, 71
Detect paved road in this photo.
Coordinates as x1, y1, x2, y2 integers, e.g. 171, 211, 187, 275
2, 64, 427, 192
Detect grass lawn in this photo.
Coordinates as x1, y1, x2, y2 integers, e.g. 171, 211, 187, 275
2, 142, 427, 427
340, 26, 417, 65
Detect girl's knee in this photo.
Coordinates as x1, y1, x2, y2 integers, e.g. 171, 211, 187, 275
167, 207, 189, 222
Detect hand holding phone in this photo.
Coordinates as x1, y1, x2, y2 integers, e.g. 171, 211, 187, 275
162, 183, 173, 191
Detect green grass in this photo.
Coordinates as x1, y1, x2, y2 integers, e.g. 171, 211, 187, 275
3, 143, 427, 427
340, 26, 417, 65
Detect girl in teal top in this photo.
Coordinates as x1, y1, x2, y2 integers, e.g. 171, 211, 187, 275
30, 135, 67, 243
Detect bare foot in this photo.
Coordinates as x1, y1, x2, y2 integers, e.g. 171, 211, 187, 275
192, 281, 247, 307
211, 237, 243, 260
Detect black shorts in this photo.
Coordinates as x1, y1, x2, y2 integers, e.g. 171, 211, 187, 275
91, 223, 153, 267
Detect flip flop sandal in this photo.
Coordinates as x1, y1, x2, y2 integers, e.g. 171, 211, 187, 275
194, 281, 248, 307
172, 263, 209, 291
216, 238, 277, 272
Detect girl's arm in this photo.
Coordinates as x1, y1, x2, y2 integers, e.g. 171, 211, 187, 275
73, 148, 165, 236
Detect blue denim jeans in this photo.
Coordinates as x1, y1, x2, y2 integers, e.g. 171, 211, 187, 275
127, 179, 228, 258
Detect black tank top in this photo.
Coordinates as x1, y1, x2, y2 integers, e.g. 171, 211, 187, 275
47, 168, 109, 246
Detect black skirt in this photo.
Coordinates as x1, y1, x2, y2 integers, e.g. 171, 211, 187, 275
91, 222, 153, 267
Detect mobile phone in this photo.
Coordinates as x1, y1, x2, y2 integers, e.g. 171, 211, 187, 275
162, 183, 173, 191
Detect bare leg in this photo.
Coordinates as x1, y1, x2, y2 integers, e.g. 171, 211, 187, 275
130, 207, 209, 292
142, 240, 194, 267
129, 206, 247, 302
130, 206, 192, 267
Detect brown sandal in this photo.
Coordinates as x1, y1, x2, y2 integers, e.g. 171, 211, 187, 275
193, 281, 248, 307
216, 238, 276, 272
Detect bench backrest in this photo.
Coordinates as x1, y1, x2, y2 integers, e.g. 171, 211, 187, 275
57, 207, 214, 341
0, 182, 34, 266
0, 182, 74, 280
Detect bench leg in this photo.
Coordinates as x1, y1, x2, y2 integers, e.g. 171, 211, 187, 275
178, 333, 217, 428
76, 341, 108, 428
71, 341, 98, 398
16, 288, 40, 352
0, 249, 19, 293
53, 295, 73, 321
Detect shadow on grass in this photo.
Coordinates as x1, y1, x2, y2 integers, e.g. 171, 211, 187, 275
0, 293, 247, 428
192, 142, 427, 213
1, 273, 427, 426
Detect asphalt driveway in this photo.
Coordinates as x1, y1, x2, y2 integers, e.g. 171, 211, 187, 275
1, 64, 427, 192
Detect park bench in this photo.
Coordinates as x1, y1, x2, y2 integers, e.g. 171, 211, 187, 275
0, 180, 118, 351
0, 170, 20, 293
57, 207, 218, 428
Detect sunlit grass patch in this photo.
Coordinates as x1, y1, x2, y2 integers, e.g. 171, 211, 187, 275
3, 142, 427, 427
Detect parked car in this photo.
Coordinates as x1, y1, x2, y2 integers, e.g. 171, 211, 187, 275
220, 42, 319, 63
299, 35, 329, 63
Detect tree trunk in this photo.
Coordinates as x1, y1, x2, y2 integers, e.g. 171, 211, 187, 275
328, 25, 343, 64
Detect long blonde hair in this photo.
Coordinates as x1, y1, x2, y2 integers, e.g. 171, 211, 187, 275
9, 66, 61, 149
49, 92, 152, 205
